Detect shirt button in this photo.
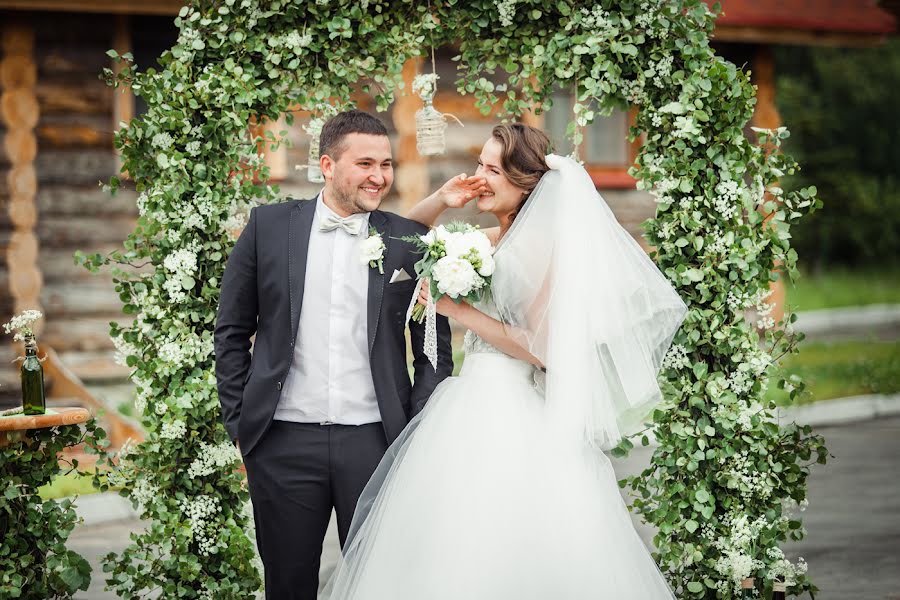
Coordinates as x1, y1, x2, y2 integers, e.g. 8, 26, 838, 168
276, 381, 282, 390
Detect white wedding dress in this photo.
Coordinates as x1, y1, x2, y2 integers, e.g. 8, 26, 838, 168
321, 298, 675, 600
321, 155, 685, 599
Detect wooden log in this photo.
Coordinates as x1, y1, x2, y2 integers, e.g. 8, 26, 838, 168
39, 244, 126, 281
36, 122, 113, 149
0, 22, 33, 56
0, 164, 37, 198
0, 128, 37, 166
38, 215, 136, 246
34, 80, 112, 115
0, 88, 39, 128
38, 243, 132, 282
37, 185, 137, 216
0, 406, 89, 434
394, 59, 429, 212
0, 55, 37, 90
34, 149, 117, 185
752, 46, 786, 324
4, 229, 39, 267
8, 266, 43, 301
7, 196, 37, 229
55, 349, 133, 383
38, 49, 110, 77
40, 281, 123, 319
42, 317, 124, 352
13, 300, 44, 327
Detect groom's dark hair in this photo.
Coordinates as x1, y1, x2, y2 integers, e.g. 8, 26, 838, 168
319, 110, 390, 160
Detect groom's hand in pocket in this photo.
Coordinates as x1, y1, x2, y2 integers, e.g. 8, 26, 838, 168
234, 439, 247, 476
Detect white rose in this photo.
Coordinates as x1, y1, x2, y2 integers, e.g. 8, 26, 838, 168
478, 254, 495, 277
359, 235, 385, 264
420, 229, 436, 245
434, 224, 450, 242
442, 233, 469, 259
431, 256, 480, 298
465, 230, 493, 256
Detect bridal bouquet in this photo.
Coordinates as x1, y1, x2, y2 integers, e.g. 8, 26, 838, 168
400, 222, 495, 370
403, 222, 495, 323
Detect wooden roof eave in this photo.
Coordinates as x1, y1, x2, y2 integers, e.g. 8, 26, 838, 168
0, 0, 183, 16
713, 25, 891, 48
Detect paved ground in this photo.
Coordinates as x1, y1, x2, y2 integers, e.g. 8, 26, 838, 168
69, 417, 900, 599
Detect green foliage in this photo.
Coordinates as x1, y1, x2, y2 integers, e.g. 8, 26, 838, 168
0, 420, 107, 599
88, 1, 827, 597
776, 39, 900, 268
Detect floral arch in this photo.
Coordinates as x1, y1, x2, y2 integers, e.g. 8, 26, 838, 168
85, 1, 827, 597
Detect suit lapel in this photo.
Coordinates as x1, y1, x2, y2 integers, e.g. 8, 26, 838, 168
367, 210, 391, 356
288, 199, 317, 342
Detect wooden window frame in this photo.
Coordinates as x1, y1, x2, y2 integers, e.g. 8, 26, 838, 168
584, 107, 640, 189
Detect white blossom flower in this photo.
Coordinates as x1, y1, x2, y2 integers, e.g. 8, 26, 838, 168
187, 441, 240, 479
130, 477, 160, 513
432, 256, 482, 298
179, 494, 221, 555
4, 309, 43, 341
160, 419, 187, 439
714, 179, 741, 220
359, 233, 386, 266
477, 254, 495, 277
662, 343, 690, 370
152, 132, 174, 150
673, 115, 701, 139
496, 0, 517, 27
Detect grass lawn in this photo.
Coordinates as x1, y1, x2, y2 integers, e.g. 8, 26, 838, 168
37, 470, 100, 500
453, 338, 898, 407
766, 339, 900, 406
786, 265, 900, 312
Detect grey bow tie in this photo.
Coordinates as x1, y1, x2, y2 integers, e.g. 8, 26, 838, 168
319, 213, 365, 236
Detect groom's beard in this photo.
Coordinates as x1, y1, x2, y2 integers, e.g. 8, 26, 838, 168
331, 175, 388, 215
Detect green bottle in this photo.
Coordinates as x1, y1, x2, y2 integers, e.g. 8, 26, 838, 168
21, 334, 46, 415
772, 580, 786, 600
741, 577, 756, 598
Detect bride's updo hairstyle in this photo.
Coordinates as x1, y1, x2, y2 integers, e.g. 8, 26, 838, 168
491, 123, 551, 217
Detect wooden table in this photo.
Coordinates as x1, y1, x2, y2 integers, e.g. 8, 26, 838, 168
0, 407, 91, 447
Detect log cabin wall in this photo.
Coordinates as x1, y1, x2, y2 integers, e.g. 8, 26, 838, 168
0, 16, 42, 405
3, 11, 139, 402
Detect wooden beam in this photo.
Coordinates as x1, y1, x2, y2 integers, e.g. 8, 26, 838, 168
713, 25, 889, 48
750, 46, 786, 324
0, 17, 44, 333
393, 58, 429, 213
0, 0, 183, 16
112, 14, 133, 174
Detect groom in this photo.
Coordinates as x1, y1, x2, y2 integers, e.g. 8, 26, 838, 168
215, 110, 454, 599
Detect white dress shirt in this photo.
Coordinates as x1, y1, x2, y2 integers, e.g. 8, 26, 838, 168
273, 194, 381, 425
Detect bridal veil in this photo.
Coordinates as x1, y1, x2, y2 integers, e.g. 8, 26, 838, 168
490, 154, 688, 449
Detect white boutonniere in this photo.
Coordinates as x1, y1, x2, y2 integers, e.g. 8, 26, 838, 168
359, 227, 386, 274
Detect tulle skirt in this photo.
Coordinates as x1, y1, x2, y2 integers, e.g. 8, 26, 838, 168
321, 352, 675, 599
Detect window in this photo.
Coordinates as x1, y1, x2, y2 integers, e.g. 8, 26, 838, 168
544, 93, 639, 189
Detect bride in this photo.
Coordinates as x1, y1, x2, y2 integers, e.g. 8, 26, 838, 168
321, 123, 688, 599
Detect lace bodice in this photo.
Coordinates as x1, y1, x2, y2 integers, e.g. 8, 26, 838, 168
462, 297, 507, 357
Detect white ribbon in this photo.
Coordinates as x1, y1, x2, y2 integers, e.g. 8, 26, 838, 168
404, 279, 438, 371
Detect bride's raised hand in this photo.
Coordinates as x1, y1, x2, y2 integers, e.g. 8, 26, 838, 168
436, 173, 488, 209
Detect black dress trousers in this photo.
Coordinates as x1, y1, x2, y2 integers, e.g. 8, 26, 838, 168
243, 420, 389, 600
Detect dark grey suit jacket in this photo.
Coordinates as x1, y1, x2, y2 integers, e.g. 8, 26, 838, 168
214, 198, 454, 455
